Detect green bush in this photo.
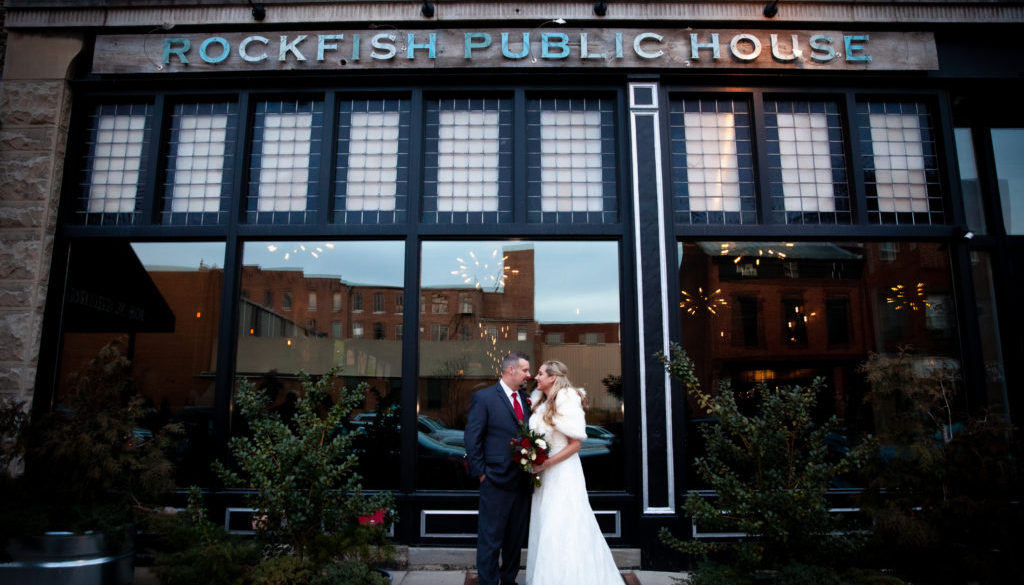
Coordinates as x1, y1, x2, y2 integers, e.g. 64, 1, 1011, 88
148, 487, 259, 585
310, 560, 391, 585
215, 365, 395, 559
252, 554, 316, 585
656, 343, 861, 577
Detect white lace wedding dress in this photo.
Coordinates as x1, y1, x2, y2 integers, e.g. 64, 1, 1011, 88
525, 388, 623, 585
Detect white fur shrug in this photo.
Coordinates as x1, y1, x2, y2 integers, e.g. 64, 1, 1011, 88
529, 387, 587, 441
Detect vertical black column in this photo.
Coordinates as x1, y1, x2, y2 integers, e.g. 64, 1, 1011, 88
628, 82, 676, 515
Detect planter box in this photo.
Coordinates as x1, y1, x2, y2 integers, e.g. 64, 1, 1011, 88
1, 529, 135, 585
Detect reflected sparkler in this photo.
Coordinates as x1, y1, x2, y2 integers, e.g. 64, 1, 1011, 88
680, 287, 728, 316
265, 242, 335, 262
886, 282, 931, 311
451, 248, 508, 291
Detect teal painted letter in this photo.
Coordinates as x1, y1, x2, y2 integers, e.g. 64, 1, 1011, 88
318, 34, 344, 61
163, 38, 190, 64
541, 32, 570, 59
689, 33, 720, 60
501, 32, 529, 59
199, 37, 229, 64
809, 35, 837, 62
407, 33, 437, 59
465, 32, 492, 58
844, 35, 872, 62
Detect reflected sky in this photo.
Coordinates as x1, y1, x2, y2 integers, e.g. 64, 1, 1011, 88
992, 128, 1024, 234
131, 240, 620, 323
132, 242, 226, 270
422, 241, 620, 323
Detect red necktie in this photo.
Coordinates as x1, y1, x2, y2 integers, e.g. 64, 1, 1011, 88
512, 392, 524, 422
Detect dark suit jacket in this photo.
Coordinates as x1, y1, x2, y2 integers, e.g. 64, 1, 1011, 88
464, 383, 532, 491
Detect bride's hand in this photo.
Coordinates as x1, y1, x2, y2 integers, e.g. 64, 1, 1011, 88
531, 462, 545, 474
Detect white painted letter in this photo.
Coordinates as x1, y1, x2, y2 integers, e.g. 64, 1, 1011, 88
371, 33, 397, 60
239, 36, 268, 62
729, 34, 761, 61
634, 32, 664, 59
279, 35, 308, 61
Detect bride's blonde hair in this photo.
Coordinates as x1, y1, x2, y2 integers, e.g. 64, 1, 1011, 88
537, 360, 587, 428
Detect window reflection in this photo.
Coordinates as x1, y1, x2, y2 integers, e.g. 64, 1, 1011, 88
991, 128, 1024, 235
678, 241, 960, 488
58, 241, 225, 486
235, 241, 403, 488
418, 241, 624, 490
954, 128, 987, 234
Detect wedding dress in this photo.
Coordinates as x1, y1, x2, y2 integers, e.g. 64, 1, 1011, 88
525, 388, 623, 585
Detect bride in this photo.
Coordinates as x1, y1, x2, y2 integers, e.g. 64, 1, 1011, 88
525, 360, 623, 585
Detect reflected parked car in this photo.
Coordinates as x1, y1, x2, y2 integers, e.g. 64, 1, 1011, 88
351, 412, 466, 447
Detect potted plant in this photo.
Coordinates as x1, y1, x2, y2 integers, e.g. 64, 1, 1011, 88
213, 365, 396, 585
0, 341, 179, 585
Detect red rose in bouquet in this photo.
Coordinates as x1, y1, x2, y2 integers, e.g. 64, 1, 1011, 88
510, 422, 549, 487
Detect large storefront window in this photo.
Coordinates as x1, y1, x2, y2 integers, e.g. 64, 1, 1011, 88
677, 241, 960, 487
57, 241, 226, 485
234, 240, 404, 488
417, 241, 624, 490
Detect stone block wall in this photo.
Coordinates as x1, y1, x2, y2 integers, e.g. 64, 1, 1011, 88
0, 32, 82, 409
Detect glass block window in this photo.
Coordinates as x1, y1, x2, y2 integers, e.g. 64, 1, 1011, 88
764, 100, 850, 224
669, 99, 756, 225
423, 98, 513, 224
247, 99, 323, 224
162, 102, 237, 225
334, 98, 410, 224
79, 103, 152, 225
858, 101, 945, 224
527, 97, 618, 224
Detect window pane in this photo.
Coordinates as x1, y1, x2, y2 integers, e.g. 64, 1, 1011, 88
858, 101, 945, 225
527, 97, 618, 224
79, 104, 152, 225
418, 241, 624, 490
954, 128, 987, 234
764, 100, 850, 224
991, 128, 1024, 234
970, 251, 1010, 417
678, 241, 960, 488
236, 240, 404, 488
247, 100, 323, 224
163, 102, 237, 226
669, 98, 756, 225
424, 98, 513, 224
335, 98, 410, 224
57, 241, 225, 486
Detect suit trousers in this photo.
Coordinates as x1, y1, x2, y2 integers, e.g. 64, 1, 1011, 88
477, 478, 531, 585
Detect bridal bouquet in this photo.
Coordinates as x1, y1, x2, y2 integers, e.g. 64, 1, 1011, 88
510, 423, 549, 487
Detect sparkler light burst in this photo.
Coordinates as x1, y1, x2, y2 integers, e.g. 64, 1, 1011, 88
680, 287, 728, 316
451, 248, 509, 291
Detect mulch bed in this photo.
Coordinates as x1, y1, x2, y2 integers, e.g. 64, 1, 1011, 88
464, 571, 640, 584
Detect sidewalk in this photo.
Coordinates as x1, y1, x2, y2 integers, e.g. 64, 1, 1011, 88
136, 566, 686, 584
386, 569, 684, 584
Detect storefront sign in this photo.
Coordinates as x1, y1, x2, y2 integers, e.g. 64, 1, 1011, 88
92, 28, 937, 74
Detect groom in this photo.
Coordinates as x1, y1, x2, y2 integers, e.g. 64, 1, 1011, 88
465, 352, 533, 585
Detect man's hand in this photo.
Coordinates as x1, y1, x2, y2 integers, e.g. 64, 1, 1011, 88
479, 474, 486, 482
